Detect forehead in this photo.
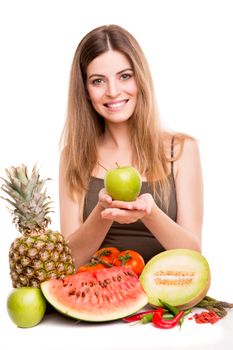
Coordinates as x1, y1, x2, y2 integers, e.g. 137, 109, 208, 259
86, 50, 132, 75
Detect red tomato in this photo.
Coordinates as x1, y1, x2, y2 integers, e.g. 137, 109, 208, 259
76, 262, 106, 273
115, 250, 145, 276
93, 247, 120, 265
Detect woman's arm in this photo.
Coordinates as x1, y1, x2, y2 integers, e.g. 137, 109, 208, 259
141, 138, 203, 251
59, 152, 113, 268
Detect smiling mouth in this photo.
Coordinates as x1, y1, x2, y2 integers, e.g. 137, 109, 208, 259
104, 100, 129, 110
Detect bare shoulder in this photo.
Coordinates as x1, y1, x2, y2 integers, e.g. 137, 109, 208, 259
162, 131, 197, 158
166, 132, 198, 157
176, 137, 202, 178
179, 137, 200, 161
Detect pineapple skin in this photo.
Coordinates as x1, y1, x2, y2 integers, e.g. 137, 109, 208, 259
1, 165, 76, 288
9, 230, 75, 288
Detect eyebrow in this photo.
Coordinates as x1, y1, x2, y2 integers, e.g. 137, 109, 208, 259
88, 68, 133, 80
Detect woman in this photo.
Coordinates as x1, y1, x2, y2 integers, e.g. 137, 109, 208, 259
59, 24, 203, 268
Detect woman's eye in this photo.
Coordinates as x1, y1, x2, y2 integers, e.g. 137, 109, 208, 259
120, 73, 131, 80
92, 78, 104, 85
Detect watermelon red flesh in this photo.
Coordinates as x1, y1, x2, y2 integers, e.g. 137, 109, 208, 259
41, 266, 148, 322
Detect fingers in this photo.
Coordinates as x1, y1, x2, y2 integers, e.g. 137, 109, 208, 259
102, 195, 112, 204
101, 208, 146, 223
99, 188, 155, 215
108, 199, 147, 211
99, 188, 146, 210
98, 188, 112, 207
137, 193, 154, 215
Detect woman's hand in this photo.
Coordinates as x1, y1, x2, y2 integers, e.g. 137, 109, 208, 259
99, 188, 155, 224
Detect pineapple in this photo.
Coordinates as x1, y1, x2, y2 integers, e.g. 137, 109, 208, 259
1, 164, 75, 288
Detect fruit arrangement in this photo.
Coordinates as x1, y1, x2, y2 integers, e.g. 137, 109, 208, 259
2, 165, 233, 329
5, 245, 233, 328
1, 164, 75, 288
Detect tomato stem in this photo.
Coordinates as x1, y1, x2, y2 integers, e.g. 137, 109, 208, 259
91, 256, 113, 268
118, 253, 132, 265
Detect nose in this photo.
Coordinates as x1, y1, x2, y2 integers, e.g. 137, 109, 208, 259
106, 79, 120, 97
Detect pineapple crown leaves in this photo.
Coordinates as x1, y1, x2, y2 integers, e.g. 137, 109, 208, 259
0, 164, 54, 233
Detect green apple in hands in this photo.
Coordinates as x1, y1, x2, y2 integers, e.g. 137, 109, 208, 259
104, 165, 142, 201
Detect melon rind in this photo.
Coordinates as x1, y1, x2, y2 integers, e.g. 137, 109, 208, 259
41, 266, 148, 322
139, 249, 211, 309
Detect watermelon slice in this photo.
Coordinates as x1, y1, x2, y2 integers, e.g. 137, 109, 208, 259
41, 266, 148, 322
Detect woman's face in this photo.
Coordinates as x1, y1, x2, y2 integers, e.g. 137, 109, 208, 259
86, 50, 138, 124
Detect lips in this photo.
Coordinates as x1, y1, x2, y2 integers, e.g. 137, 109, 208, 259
104, 99, 128, 110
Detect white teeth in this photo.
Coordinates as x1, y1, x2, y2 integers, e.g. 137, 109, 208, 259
106, 101, 126, 108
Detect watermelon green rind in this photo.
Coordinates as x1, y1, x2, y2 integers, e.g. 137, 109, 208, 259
41, 266, 148, 322
139, 249, 211, 309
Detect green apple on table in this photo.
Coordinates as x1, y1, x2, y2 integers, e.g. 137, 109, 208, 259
7, 287, 46, 328
104, 164, 142, 201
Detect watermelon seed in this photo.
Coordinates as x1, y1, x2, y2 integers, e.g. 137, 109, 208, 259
98, 281, 108, 288
68, 289, 76, 296
105, 295, 110, 302
128, 271, 134, 277
64, 282, 73, 287
104, 279, 111, 285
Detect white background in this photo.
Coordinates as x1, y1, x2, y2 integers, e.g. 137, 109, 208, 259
0, 1, 232, 349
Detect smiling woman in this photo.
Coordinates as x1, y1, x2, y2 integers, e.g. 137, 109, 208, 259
59, 24, 203, 269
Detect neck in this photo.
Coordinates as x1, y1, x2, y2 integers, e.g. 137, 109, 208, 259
102, 122, 131, 149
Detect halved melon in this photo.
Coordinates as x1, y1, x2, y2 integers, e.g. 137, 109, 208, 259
41, 266, 148, 322
139, 249, 210, 309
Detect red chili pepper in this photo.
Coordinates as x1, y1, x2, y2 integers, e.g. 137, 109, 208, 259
123, 309, 159, 323
152, 308, 184, 329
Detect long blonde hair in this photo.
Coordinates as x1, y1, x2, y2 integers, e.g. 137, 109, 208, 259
60, 24, 187, 208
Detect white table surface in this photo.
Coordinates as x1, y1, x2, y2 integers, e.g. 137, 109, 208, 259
1, 292, 233, 350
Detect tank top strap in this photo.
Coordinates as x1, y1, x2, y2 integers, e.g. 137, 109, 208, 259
171, 135, 175, 176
